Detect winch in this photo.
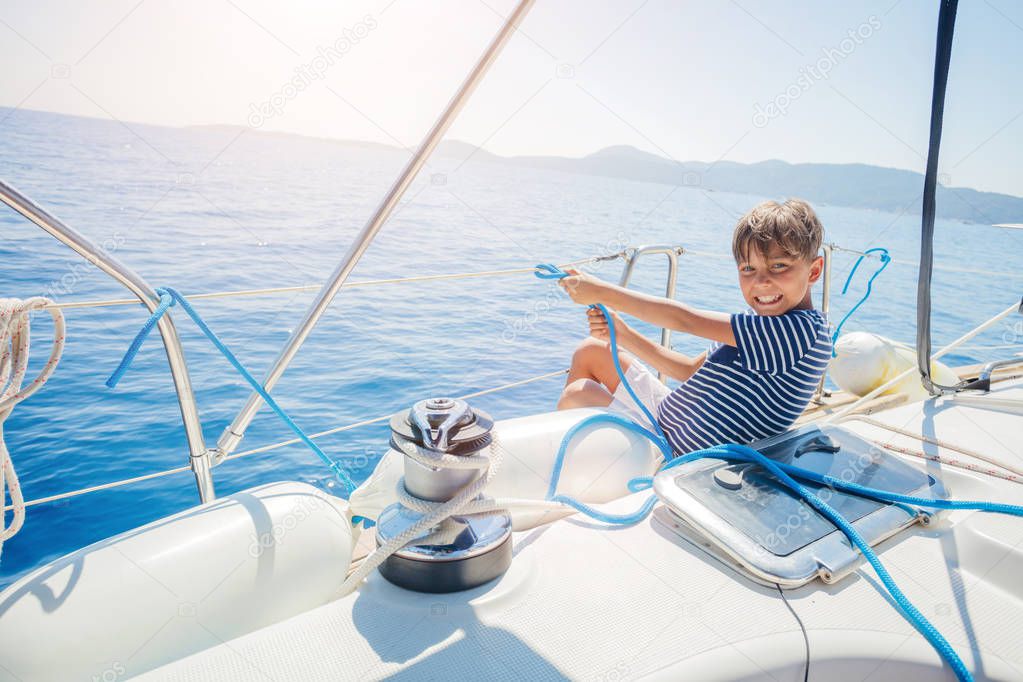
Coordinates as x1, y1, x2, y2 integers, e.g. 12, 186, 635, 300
374, 397, 512, 593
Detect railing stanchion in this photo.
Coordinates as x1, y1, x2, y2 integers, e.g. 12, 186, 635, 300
0, 180, 217, 503
813, 243, 834, 403
618, 245, 686, 383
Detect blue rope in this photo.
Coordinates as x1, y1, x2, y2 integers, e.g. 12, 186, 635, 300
660, 446, 1023, 518
532, 263, 570, 281
351, 514, 376, 529
549, 491, 661, 525
534, 263, 671, 525
103, 267, 1006, 679
106, 287, 357, 493
662, 443, 996, 682
536, 261, 1023, 680
544, 412, 671, 501
831, 247, 891, 356
105, 292, 174, 388
534, 263, 666, 442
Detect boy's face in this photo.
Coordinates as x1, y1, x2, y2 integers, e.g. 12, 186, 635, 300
736, 244, 823, 315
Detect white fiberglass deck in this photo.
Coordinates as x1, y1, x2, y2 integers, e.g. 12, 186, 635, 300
138, 381, 1023, 681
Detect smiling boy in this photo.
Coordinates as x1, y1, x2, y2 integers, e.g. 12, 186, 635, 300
556, 198, 832, 456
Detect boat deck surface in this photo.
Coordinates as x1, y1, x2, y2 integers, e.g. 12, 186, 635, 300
139, 378, 1023, 681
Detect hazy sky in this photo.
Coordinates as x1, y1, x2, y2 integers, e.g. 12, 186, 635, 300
2, 0, 1021, 196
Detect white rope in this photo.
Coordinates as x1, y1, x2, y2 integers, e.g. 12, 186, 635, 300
389, 436, 570, 514
839, 414, 1023, 484
953, 344, 1023, 353
339, 430, 578, 596
876, 441, 1023, 485
337, 432, 503, 597
1, 297, 64, 558
825, 301, 1023, 423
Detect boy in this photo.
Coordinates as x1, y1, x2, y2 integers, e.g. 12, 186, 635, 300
556, 198, 831, 456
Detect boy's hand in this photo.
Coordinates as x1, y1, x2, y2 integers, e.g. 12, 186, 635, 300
587, 307, 630, 344
558, 268, 609, 305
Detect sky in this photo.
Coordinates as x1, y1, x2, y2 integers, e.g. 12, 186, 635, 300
1, 0, 1021, 197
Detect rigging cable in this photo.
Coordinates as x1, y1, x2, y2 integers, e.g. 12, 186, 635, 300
916, 0, 962, 394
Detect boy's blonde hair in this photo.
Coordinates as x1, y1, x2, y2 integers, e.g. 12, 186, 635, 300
731, 198, 823, 263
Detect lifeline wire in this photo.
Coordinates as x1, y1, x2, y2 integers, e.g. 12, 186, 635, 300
4, 369, 572, 512
33, 245, 1023, 313
106, 287, 356, 492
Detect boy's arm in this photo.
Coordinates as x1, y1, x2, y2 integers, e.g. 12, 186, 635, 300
620, 327, 707, 382
561, 270, 737, 346
588, 307, 707, 382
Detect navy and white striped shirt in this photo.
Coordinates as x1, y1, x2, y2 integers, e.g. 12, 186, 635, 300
656, 309, 831, 455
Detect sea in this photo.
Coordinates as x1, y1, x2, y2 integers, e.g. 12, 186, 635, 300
1, 106, 1020, 590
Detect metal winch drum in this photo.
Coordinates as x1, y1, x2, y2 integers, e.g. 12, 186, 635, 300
375, 397, 512, 593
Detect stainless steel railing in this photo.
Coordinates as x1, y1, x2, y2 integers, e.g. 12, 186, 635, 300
0, 180, 218, 502
1, 187, 1013, 507
0, 175, 679, 508
812, 243, 835, 403
618, 244, 686, 382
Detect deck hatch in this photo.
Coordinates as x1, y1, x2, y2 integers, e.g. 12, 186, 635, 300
654, 424, 947, 586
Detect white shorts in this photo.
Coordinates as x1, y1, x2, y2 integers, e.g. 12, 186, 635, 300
607, 359, 672, 426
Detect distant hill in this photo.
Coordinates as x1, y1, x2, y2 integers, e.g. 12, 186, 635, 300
435, 142, 1023, 225
2, 107, 1019, 224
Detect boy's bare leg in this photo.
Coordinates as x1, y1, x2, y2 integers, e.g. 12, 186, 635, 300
557, 337, 633, 410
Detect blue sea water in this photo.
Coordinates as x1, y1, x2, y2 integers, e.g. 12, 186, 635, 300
1, 107, 1020, 590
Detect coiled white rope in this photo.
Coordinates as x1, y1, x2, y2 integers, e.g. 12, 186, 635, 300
390, 437, 569, 517
337, 431, 576, 596
0, 298, 64, 558
337, 432, 504, 597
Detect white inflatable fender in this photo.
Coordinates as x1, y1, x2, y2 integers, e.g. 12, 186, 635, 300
830, 331, 960, 401
0, 481, 352, 681
350, 407, 663, 531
